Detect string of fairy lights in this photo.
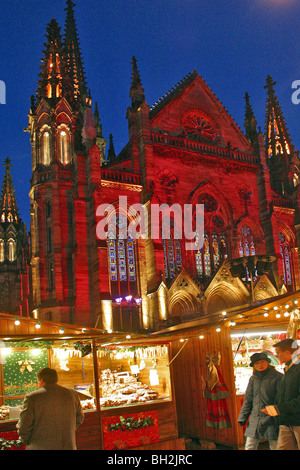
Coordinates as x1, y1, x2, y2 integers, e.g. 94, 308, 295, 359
0, 294, 299, 345
169, 295, 300, 345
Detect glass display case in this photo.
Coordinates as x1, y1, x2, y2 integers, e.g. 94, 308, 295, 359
96, 343, 171, 408
0, 339, 172, 423
0, 339, 97, 422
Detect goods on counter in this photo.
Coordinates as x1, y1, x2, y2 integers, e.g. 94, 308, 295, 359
99, 368, 162, 408
0, 406, 10, 420
80, 399, 95, 410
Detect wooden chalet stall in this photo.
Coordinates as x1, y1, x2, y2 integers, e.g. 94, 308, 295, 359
0, 313, 184, 450
150, 290, 300, 449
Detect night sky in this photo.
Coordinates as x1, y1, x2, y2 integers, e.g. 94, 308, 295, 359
0, 0, 299, 228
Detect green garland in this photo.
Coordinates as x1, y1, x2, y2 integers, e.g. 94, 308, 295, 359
108, 415, 154, 432
0, 438, 22, 450
4, 341, 53, 349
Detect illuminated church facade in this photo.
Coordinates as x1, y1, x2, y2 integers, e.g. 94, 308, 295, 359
2, 1, 300, 331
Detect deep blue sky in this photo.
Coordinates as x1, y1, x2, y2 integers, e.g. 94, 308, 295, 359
0, 0, 299, 228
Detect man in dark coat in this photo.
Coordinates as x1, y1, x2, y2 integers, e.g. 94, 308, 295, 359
17, 367, 84, 450
238, 352, 282, 450
262, 338, 300, 450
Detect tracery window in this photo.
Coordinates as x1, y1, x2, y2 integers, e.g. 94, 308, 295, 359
107, 215, 138, 297
162, 237, 182, 279
238, 225, 256, 257
279, 232, 292, 286
194, 194, 227, 278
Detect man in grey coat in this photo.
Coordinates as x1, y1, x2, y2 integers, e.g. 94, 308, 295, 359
17, 367, 84, 450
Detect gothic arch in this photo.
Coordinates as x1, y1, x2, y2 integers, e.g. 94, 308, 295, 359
276, 220, 296, 247
205, 281, 247, 315
236, 214, 264, 256
188, 180, 234, 227
168, 291, 199, 319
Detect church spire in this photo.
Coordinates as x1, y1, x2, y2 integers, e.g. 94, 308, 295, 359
64, 0, 88, 102
108, 134, 116, 163
264, 75, 293, 159
130, 56, 145, 110
36, 18, 71, 104
0, 157, 20, 225
244, 92, 258, 145
264, 75, 294, 196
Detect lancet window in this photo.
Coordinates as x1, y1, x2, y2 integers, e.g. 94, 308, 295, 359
194, 193, 228, 278
238, 225, 256, 257
107, 215, 138, 297
279, 232, 292, 286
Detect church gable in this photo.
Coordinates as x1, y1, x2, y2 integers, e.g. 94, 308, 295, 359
149, 71, 252, 152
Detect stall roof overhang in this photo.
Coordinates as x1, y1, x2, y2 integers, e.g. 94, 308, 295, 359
147, 289, 300, 341
0, 289, 298, 347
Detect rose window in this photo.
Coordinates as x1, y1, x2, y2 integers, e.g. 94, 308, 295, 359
182, 110, 217, 142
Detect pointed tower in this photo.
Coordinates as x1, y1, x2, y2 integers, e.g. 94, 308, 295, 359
264, 75, 294, 196
26, 2, 102, 327
36, 18, 72, 105
63, 0, 87, 103
94, 102, 107, 165
244, 92, 258, 153
0, 158, 30, 315
130, 56, 145, 111
107, 134, 116, 163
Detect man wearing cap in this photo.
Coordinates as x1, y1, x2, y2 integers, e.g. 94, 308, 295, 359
262, 338, 300, 450
238, 352, 283, 450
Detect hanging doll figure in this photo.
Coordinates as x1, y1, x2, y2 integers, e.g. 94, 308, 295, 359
205, 351, 232, 430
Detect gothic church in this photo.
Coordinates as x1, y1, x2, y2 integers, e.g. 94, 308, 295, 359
1, 0, 300, 332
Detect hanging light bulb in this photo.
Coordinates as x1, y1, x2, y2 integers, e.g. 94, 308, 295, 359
276, 313, 281, 319
216, 326, 221, 332
199, 335, 204, 339
264, 312, 269, 317
59, 328, 64, 334
35, 322, 41, 329
14, 318, 20, 326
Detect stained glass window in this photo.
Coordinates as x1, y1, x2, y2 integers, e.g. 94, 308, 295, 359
108, 239, 118, 281
203, 235, 211, 276
194, 194, 227, 278
162, 237, 182, 279
239, 225, 256, 257
279, 232, 292, 286
107, 219, 137, 285
127, 238, 136, 282
195, 250, 203, 277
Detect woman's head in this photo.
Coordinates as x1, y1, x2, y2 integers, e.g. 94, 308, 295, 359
249, 352, 271, 371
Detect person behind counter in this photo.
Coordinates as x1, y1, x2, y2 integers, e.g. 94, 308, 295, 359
238, 352, 283, 450
262, 338, 300, 450
17, 367, 84, 450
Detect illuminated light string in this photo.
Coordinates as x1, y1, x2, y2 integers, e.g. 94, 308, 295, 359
171, 296, 300, 344
1, 296, 299, 345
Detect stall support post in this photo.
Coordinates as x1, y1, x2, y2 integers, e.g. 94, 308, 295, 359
92, 339, 104, 450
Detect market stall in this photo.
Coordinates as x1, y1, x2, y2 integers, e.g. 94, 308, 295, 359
150, 290, 300, 449
0, 313, 184, 450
